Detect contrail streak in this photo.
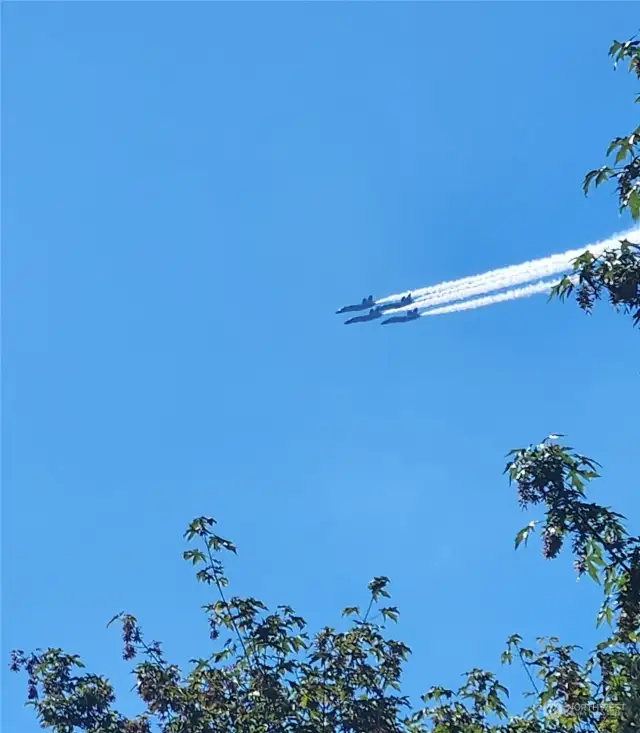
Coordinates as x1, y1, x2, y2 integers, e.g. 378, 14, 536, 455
377, 228, 639, 309
384, 252, 584, 313
419, 279, 561, 317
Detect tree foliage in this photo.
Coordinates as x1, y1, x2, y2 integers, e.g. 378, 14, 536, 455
583, 38, 640, 221
9, 461, 640, 732
11, 34, 640, 733
551, 37, 640, 327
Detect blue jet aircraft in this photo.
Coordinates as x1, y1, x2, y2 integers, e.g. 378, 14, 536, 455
381, 308, 420, 325
378, 294, 415, 312
344, 307, 384, 325
335, 295, 375, 314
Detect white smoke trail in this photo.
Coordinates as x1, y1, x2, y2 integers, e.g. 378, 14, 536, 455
384, 258, 574, 313
377, 228, 639, 308
419, 279, 561, 317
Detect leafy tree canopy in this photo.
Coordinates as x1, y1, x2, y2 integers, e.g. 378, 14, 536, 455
552, 37, 640, 327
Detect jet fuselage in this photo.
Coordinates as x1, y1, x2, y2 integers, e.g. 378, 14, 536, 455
381, 309, 420, 325
344, 307, 383, 325
335, 296, 376, 314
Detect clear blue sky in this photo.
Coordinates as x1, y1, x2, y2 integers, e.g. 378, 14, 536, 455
3, 2, 639, 729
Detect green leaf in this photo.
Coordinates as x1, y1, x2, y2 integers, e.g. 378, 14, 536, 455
606, 138, 621, 156
596, 605, 614, 628
615, 144, 630, 163
586, 560, 601, 585
183, 549, 206, 565
626, 188, 640, 221
609, 40, 623, 58
569, 470, 585, 491
515, 521, 538, 549
380, 606, 400, 623
368, 576, 391, 600
583, 169, 599, 195
587, 541, 605, 566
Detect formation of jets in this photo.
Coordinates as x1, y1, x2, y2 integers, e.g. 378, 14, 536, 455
335, 294, 420, 326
